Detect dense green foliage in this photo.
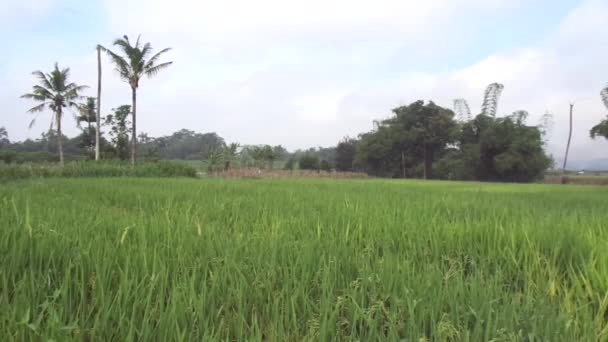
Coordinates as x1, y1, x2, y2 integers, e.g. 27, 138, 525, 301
355, 101, 551, 182
1, 129, 224, 163
0, 161, 196, 181
335, 138, 357, 172
298, 153, 320, 170
0, 179, 606, 340
590, 118, 608, 140
590, 85, 608, 140
455, 113, 552, 182
104, 105, 132, 161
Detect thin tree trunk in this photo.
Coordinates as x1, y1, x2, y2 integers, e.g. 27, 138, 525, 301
131, 87, 137, 165
96, 45, 102, 161
562, 103, 574, 173
57, 110, 64, 166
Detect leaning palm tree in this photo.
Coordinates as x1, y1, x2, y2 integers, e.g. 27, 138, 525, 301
100, 35, 172, 165
21, 63, 88, 165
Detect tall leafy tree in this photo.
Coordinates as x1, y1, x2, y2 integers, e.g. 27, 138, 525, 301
21, 63, 88, 165
104, 105, 132, 160
390, 101, 457, 179
100, 35, 173, 165
335, 137, 357, 172
456, 113, 551, 182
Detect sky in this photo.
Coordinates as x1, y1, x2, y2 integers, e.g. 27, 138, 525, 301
1, 0, 607, 161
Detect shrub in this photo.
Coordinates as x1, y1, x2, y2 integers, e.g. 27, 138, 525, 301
298, 154, 320, 171
320, 159, 331, 172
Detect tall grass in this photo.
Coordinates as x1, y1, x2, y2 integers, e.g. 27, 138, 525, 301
0, 161, 197, 181
1, 178, 607, 340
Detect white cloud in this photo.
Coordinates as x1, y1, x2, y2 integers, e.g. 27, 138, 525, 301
0, 0, 56, 26
102, 0, 515, 42
3, 0, 608, 163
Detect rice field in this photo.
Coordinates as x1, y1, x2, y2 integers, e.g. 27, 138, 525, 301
1, 178, 607, 340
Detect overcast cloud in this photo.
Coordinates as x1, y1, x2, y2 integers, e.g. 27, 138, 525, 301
1, 0, 607, 160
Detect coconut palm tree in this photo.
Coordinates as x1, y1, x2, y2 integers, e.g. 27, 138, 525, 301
21, 63, 88, 165
100, 35, 172, 165
78, 97, 97, 131
77, 97, 97, 153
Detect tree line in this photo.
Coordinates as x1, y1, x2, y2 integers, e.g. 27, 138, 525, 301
332, 83, 608, 182
4, 32, 608, 182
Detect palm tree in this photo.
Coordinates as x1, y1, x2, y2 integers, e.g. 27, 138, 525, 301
77, 97, 97, 153
100, 35, 172, 165
223, 143, 240, 170
78, 97, 97, 131
21, 63, 87, 165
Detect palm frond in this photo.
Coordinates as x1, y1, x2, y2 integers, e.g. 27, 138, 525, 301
481, 83, 504, 117
113, 37, 135, 57
601, 85, 608, 110
31, 85, 54, 99
104, 49, 132, 78
453, 98, 472, 121
29, 113, 42, 129
26, 103, 48, 114
21, 93, 48, 101
135, 34, 142, 49
144, 48, 172, 69
60, 66, 71, 86
31, 71, 54, 90
145, 62, 173, 78
141, 42, 153, 59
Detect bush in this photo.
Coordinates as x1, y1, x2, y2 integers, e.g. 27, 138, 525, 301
320, 159, 331, 172
298, 154, 320, 171
0, 161, 197, 181
283, 157, 296, 171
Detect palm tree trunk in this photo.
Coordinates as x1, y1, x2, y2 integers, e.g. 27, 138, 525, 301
57, 110, 64, 166
562, 103, 574, 173
96, 45, 102, 161
88, 120, 94, 156
131, 87, 137, 165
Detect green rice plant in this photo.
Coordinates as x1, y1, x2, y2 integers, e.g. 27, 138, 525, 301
0, 178, 607, 340
0, 161, 196, 181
